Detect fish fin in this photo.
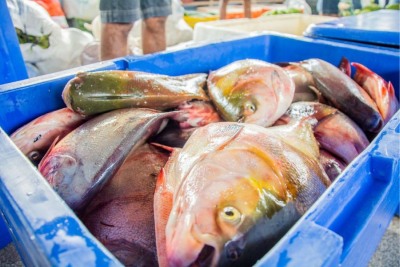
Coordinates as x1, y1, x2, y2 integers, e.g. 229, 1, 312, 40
385, 81, 399, 122
154, 168, 174, 267
338, 57, 351, 76
274, 119, 320, 160
37, 135, 61, 169
387, 81, 398, 107
351, 62, 372, 74
387, 81, 395, 96
307, 85, 326, 104
150, 142, 175, 153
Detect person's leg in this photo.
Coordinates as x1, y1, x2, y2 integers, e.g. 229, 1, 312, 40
99, 0, 140, 60
243, 0, 251, 18
306, 0, 319, 14
219, 0, 229, 19
140, 0, 172, 54
142, 17, 168, 54
101, 23, 133, 60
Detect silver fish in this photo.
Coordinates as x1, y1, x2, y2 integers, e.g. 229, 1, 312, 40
39, 108, 174, 210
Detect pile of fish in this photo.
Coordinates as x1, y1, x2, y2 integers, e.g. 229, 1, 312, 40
10, 57, 398, 267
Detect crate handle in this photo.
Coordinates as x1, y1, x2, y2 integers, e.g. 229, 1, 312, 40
314, 111, 400, 266
255, 220, 343, 267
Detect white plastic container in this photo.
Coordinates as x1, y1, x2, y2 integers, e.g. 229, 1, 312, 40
193, 14, 335, 43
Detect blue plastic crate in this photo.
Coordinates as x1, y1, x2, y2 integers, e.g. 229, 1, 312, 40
0, 34, 399, 266
304, 10, 400, 48
0, 0, 28, 85
0, 59, 130, 250
305, 9, 400, 217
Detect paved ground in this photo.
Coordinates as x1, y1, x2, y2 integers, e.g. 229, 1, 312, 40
369, 217, 400, 267
1, 216, 399, 266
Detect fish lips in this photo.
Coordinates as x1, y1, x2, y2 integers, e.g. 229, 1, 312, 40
167, 226, 220, 267
166, 208, 223, 267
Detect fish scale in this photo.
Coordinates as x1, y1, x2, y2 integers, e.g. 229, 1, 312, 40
80, 143, 170, 267
62, 71, 209, 116
155, 121, 330, 267
39, 108, 176, 211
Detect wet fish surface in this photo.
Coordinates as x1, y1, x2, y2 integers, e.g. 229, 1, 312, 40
62, 71, 209, 116
207, 59, 295, 127
80, 143, 170, 267
39, 108, 174, 211
155, 121, 331, 267
10, 108, 86, 165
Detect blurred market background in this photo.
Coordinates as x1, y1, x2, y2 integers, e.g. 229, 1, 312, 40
1, 0, 399, 266
5, 0, 399, 79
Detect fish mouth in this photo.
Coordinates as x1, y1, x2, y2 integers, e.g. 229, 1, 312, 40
190, 245, 215, 267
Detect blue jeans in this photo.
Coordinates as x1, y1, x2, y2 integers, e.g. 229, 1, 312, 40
100, 0, 172, 23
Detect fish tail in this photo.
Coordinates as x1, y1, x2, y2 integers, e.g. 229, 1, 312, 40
338, 57, 351, 76
385, 81, 399, 123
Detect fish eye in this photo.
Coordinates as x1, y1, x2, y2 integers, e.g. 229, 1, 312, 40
29, 151, 41, 161
243, 102, 256, 115
220, 206, 242, 225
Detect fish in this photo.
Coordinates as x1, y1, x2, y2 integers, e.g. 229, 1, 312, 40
39, 108, 175, 211
207, 59, 295, 127
279, 102, 370, 166
298, 58, 383, 133
10, 108, 87, 165
279, 62, 319, 103
62, 70, 209, 116
151, 122, 195, 148
154, 121, 331, 267
151, 100, 222, 148
313, 113, 369, 164
352, 62, 399, 124
172, 100, 222, 129
338, 57, 351, 76
319, 149, 346, 182
80, 143, 170, 267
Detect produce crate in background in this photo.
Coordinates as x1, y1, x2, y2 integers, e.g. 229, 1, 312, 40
193, 14, 335, 43
304, 10, 400, 48
183, 3, 277, 29
196, 3, 272, 19
183, 11, 218, 29
0, 34, 399, 266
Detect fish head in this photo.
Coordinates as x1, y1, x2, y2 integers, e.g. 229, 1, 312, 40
166, 173, 261, 266
10, 115, 59, 164
11, 128, 46, 163
165, 144, 288, 267
10, 108, 86, 165
208, 59, 294, 127
38, 152, 81, 208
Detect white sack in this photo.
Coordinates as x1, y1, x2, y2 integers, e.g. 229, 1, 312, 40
7, 0, 94, 76
60, 0, 100, 20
